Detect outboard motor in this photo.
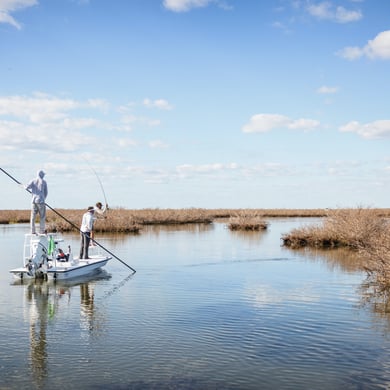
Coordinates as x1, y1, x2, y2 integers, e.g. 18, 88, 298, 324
25, 235, 50, 278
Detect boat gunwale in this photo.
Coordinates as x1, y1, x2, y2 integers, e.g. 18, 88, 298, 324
47, 257, 111, 274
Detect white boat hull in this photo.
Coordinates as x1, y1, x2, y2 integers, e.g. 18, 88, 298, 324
10, 256, 111, 280
10, 233, 111, 281
47, 256, 111, 280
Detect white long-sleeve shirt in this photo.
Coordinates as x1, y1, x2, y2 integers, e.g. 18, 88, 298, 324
80, 211, 94, 233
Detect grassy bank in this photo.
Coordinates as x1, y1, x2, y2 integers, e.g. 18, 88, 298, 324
2, 207, 390, 231
281, 208, 389, 249
281, 207, 390, 291
227, 211, 269, 231
0, 207, 327, 232
0, 207, 347, 227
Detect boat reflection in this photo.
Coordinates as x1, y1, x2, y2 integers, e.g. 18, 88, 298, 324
13, 271, 111, 388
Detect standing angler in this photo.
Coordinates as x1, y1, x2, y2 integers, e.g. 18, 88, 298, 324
25, 170, 48, 234
79, 206, 95, 259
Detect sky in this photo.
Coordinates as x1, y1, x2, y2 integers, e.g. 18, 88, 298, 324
0, 0, 389, 210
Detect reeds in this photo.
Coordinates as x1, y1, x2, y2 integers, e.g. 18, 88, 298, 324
45, 208, 141, 233
0, 209, 30, 224
2, 207, 390, 232
227, 210, 268, 231
128, 208, 213, 225
359, 222, 390, 292
40, 208, 213, 233
281, 207, 390, 291
281, 207, 388, 249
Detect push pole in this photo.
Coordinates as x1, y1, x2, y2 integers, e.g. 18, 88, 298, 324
0, 167, 136, 274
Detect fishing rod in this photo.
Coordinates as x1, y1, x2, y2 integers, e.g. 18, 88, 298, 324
83, 158, 108, 208
91, 165, 108, 207
0, 167, 136, 274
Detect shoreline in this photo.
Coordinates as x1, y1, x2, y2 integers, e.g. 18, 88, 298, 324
1, 207, 389, 229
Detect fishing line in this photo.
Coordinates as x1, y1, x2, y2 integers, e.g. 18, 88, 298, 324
0, 167, 136, 274
82, 158, 108, 207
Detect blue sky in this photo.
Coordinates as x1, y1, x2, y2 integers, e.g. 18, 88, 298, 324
1, 0, 389, 210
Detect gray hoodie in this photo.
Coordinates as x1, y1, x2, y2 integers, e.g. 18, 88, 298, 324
26, 170, 48, 204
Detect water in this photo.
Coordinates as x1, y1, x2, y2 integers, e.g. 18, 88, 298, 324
1, 219, 390, 389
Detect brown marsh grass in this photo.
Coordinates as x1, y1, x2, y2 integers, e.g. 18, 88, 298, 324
2, 207, 390, 230
281, 207, 388, 249
0, 207, 347, 226
0, 209, 30, 224
46, 208, 142, 233
359, 221, 390, 292
228, 210, 269, 231
282, 207, 390, 291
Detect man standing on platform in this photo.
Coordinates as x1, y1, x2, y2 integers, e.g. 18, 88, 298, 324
26, 170, 48, 234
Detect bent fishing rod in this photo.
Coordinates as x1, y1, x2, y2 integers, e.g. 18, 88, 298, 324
84, 159, 109, 208
0, 167, 136, 274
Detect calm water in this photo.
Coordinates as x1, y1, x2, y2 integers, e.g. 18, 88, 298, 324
1, 219, 390, 390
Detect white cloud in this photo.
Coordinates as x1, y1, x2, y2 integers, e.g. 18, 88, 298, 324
149, 140, 169, 149
339, 120, 390, 139
143, 98, 173, 110
0, 93, 114, 153
176, 162, 238, 178
0, 92, 173, 161
163, 0, 213, 12
0, 119, 93, 152
121, 114, 161, 128
242, 113, 320, 133
0, 92, 108, 123
337, 46, 363, 60
0, 0, 37, 29
338, 30, 390, 60
306, 1, 362, 23
117, 138, 138, 148
162, 0, 231, 12
317, 85, 339, 94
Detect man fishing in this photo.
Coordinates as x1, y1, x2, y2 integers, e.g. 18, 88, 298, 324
25, 170, 48, 234
80, 206, 95, 259
90, 201, 109, 246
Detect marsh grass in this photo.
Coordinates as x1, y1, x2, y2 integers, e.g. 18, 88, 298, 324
40, 208, 214, 233
45, 209, 141, 233
282, 207, 390, 291
228, 210, 268, 231
0, 207, 335, 227
359, 222, 390, 292
129, 208, 213, 225
2, 208, 390, 230
0, 210, 30, 224
281, 208, 388, 249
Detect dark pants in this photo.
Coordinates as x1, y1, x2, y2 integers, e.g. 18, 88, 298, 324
80, 232, 91, 259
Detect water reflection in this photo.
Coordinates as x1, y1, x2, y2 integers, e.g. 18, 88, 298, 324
63, 223, 216, 246
146, 223, 215, 235
286, 245, 390, 327
13, 272, 111, 387
291, 246, 365, 273
3, 220, 390, 389
25, 281, 50, 388
229, 228, 268, 244
359, 281, 390, 333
